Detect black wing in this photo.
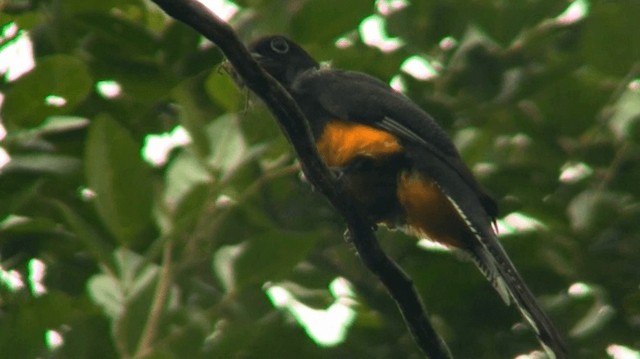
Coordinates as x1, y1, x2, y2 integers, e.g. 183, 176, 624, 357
292, 68, 497, 221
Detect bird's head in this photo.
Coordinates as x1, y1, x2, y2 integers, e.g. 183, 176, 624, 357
248, 35, 319, 87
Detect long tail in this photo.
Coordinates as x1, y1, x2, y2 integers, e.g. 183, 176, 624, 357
467, 232, 568, 358
404, 147, 567, 357
438, 185, 567, 357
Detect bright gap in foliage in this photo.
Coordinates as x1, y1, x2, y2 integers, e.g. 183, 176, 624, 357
568, 282, 592, 298
401, 55, 439, 80
497, 212, 547, 236
389, 75, 406, 93
0, 94, 8, 171
45, 329, 64, 351
607, 344, 640, 359
559, 162, 593, 183
79, 187, 97, 201
439, 36, 458, 51
567, 281, 615, 338
0, 264, 24, 292
0, 21, 32, 170
417, 239, 451, 252
0, 146, 8, 170
0, 257, 47, 296
556, 0, 590, 25
28, 258, 47, 297
0, 22, 35, 82
45, 95, 67, 107
359, 14, 403, 52
142, 126, 191, 167
96, 80, 122, 99
514, 350, 547, 359
266, 277, 357, 347
198, 0, 240, 21
375, 0, 409, 16
334, 37, 354, 49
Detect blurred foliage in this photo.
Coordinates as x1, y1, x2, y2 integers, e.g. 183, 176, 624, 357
1, 0, 639, 358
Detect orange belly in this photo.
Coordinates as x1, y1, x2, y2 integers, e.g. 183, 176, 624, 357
397, 171, 470, 249
315, 120, 403, 167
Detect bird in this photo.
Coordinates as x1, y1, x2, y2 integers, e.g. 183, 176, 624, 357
247, 34, 567, 358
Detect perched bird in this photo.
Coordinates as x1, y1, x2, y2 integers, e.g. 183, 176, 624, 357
248, 35, 567, 358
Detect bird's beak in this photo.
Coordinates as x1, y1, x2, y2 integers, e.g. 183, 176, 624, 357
251, 52, 265, 63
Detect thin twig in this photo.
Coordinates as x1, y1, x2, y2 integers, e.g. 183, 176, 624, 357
150, 1, 451, 357
134, 238, 174, 358
113, 307, 132, 359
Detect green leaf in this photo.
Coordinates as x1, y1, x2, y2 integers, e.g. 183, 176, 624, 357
582, 2, 640, 76
87, 249, 153, 321
291, 0, 373, 43
52, 200, 114, 269
212, 242, 246, 292
206, 114, 248, 176
0, 292, 93, 359
87, 274, 123, 320
444, 25, 503, 99
112, 248, 159, 300
87, 247, 179, 355
2, 55, 92, 128
569, 285, 615, 338
55, 315, 118, 359
167, 182, 212, 237
32, 115, 91, 135
237, 106, 281, 145
0, 12, 40, 31
212, 230, 320, 292
171, 77, 215, 159
0, 215, 60, 235
3, 153, 81, 176
85, 114, 153, 246
76, 13, 159, 60
0, 174, 42, 219
61, 0, 131, 14
164, 150, 212, 208
566, 189, 630, 234
205, 70, 241, 112
206, 291, 323, 358
160, 22, 202, 67
0, 115, 88, 158
609, 82, 640, 142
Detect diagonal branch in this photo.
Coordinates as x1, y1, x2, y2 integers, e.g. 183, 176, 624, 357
150, 0, 451, 357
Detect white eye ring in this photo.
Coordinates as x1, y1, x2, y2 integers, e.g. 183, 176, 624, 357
270, 38, 290, 54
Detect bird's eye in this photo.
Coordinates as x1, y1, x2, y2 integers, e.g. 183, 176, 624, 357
270, 37, 290, 54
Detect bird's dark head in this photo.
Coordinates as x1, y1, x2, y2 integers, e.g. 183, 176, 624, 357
249, 35, 319, 87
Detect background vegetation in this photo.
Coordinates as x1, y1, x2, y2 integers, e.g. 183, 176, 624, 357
1, 0, 639, 358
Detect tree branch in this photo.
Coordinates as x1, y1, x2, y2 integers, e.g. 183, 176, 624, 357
150, 1, 451, 357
